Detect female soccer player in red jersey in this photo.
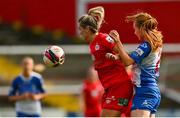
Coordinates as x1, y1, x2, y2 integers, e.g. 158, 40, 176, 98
78, 6, 133, 117
81, 66, 103, 117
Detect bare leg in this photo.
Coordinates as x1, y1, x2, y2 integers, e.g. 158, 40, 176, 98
101, 109, 121, 117
131, 109, 151, 117
150, 114, 155, 118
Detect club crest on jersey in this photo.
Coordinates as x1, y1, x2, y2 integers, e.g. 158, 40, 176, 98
106, 96, 115, 104
95, 44, 100, 51
106, 36, 114, 43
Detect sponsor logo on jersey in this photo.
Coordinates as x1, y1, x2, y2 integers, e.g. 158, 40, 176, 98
136, 48, 144, 56
106, 36, 114, 43
118, 98, 129, 106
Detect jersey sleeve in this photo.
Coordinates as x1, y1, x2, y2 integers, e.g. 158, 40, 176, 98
36, 77, 46, 93
102, 35, 116, 50
8, 79, 18, 96
129, 41, 151, 64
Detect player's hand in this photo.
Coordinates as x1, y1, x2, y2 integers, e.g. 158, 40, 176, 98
109, 30, 120, 43
30, 93, 46, 100
22, 93, 31, 100
29, 94, 39, 100
105, 53, 119, 60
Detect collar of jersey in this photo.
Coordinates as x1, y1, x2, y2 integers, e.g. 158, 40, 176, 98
20, 73, 34, 82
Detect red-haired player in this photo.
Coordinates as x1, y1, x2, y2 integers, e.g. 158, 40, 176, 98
78, 6, 133, 117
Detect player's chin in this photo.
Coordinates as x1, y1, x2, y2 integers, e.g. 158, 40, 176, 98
79, 35, 86, 41
83, 37, 90, 43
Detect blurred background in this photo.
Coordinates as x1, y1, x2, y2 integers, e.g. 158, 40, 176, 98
0, 0, 180, 117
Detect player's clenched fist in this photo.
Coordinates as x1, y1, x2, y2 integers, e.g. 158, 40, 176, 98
105, 53, 119, 60
109, 30, 120, 43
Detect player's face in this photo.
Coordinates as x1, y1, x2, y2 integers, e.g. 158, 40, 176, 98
78, 25, 91, 42
22, 58, 34, 72
133, 23, 141, 40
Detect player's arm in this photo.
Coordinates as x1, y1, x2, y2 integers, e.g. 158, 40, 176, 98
104, 30, 134, 65
105, 43, 132, 62
9, 93, 31, 101
105, 52, 120, 61
8, 79, 31, 101
109, 30, 151, 66
30, 93, 46, 101
108, 30, 135, 66
30, 77, 47, 101
79, 82, 88, 112
103, 34, 121, 60
79, 91, 85, 112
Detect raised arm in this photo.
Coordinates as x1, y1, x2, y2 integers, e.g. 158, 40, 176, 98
107, 30, 134, 66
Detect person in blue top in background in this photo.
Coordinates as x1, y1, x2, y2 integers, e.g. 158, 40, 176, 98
106, 12, 163, 117
8, 57, 46, 117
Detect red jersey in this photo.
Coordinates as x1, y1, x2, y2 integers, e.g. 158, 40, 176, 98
90, 33, 130, 89
90, 33, 120, 69
83, 80, 103, 117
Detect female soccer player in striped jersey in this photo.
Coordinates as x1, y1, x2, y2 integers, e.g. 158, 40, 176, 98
107, 12, 163, 117
78, 6, 133, 117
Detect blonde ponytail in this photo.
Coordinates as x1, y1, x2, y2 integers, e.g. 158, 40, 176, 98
88, 6, 105, 29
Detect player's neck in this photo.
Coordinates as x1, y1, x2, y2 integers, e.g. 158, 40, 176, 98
22, 71, 31, 79
88, 32, 98, 42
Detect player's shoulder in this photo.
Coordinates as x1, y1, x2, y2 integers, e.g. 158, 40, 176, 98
14, 75, 21, 80
12, 75, 22, 84
97, 32, 107, 39
83, 80, 90, 89
31, 72, 43, 80
98, 32, 114, 43
83, 80, 89, 85
139, 41, 151, 49
98, 32, 107, 37
137, 41, 152, 54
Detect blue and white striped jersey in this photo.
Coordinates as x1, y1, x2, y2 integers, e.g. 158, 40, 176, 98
129, 41, 162, 90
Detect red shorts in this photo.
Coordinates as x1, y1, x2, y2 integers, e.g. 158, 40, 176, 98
101, 80, 133, 116
85, 108, 101, 117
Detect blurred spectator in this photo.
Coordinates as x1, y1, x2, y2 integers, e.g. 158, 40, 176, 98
8, 57, 46, 117
80, 66, 104, 117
